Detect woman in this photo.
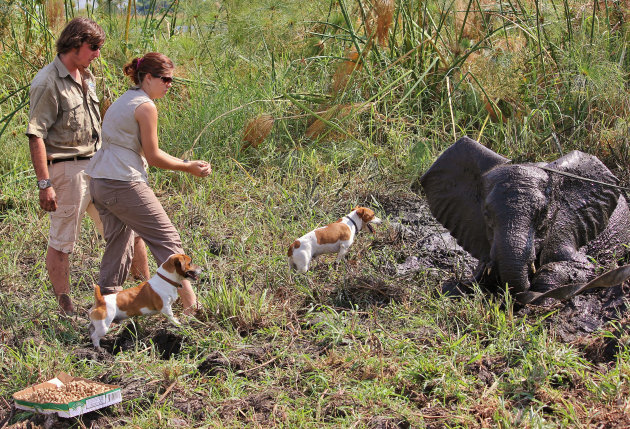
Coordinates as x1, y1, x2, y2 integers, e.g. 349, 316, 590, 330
86, 52, 210, 314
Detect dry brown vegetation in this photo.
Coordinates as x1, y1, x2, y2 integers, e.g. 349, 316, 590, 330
44, 0, 64, 31
364, 0, 395, 46
331, 48, 363, 94
241, 114, 275, 150
305, 102, 373, 141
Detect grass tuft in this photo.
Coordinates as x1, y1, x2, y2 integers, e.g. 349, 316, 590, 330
241, 113, 275, 150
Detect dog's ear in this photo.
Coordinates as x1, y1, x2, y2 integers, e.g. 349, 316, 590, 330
163, 253, 188, 274
174, 254, 191, 275
356, 207, 374, 223
162, 254, 176, 273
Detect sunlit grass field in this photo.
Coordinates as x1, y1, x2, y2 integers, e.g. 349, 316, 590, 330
1, 0, 629, 427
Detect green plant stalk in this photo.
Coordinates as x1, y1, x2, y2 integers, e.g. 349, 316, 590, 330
0, 84, 29, 106
0, 99, 28, 142
534, 0, 547, 80
125, 0, 133, 46
391, 56, 439, 113
456, 0, 475, 45
589, 0, 597, 44
337, 0, 363, 55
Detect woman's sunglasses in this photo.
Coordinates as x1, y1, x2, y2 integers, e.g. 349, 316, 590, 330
151, 74, 173, 84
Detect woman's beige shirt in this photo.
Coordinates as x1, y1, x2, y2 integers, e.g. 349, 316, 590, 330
86, 88, 153, 182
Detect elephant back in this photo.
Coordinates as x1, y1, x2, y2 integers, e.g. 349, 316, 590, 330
420, 137, 509, 260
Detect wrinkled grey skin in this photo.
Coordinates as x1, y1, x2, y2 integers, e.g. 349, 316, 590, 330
420, 137, 630, 301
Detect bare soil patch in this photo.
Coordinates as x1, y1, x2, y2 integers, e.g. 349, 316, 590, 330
197, 345, 274, 376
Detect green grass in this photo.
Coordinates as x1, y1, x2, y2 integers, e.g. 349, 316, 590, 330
1, 0, 630, 427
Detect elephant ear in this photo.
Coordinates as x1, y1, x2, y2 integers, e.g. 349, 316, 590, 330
420, 137, 509, 260
542, 150, 621, 260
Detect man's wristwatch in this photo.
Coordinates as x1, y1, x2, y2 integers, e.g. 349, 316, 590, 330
37, 179, 52, 190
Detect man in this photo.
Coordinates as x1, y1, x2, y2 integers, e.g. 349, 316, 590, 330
26, 17, 149, 315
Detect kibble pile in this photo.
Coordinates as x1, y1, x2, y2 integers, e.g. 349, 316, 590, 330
16, 380, 111, 404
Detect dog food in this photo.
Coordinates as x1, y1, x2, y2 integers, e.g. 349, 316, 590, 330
14, 372, 122, 418
15, 380, 110, 404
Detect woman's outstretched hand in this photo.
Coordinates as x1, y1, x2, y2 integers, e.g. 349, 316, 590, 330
186, 160, 211, 177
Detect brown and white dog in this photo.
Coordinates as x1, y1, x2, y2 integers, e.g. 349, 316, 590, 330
287, 206, 382, 273
89, 253, 201, 348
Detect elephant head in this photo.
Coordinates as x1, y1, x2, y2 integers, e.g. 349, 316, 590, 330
420, 137, 624, 299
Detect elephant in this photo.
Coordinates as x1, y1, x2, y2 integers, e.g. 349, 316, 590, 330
420, 137, 630, 304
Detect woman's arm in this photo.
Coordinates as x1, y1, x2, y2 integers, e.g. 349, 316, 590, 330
135, 102, 211, 177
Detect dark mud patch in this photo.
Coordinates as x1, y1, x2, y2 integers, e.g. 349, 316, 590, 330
100, 373, 160, 405
218, 389, 288, 424
197, 345, 273, 376
464, 356, 508, 386
368, 415, 411, 429
375, 192, 477, 282
332, 275, 407, 308
95, 321, 185, 359
518, 284, 629, 347
97, 321, 140, 355
73, 346, 115, 363
167, 388, 208, 420
151, 328, 183, 359
573, 315, 630, 364
394, 382, 429, 409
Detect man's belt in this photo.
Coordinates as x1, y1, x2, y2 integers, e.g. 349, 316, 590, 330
47, 155, 92, 165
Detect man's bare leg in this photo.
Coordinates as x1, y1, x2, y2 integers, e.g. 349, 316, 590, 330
130, 236, 150, 280
178, 279, 197, 315
46, 246, 74, 315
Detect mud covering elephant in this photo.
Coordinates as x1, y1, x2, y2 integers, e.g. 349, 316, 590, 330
420, 137, 630, 303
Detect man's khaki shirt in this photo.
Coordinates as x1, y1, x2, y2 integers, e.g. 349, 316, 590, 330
26, 55, 101, 159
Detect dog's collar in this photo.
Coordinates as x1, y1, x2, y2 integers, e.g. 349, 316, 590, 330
344, 216, 359, 232
157, 272, 183, 288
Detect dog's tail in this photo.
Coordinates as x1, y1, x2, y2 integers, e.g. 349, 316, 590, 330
89, 284, 107, 321
93, 284, 106, 307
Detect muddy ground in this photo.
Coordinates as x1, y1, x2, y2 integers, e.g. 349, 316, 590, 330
380, 192, 630, 359
3, 191, 629, 428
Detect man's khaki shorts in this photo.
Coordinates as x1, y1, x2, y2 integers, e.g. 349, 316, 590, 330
48, 159, 103, 253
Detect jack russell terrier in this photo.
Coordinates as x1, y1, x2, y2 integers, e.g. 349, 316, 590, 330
288, 206, 382, 273
89, 253, 201, 348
